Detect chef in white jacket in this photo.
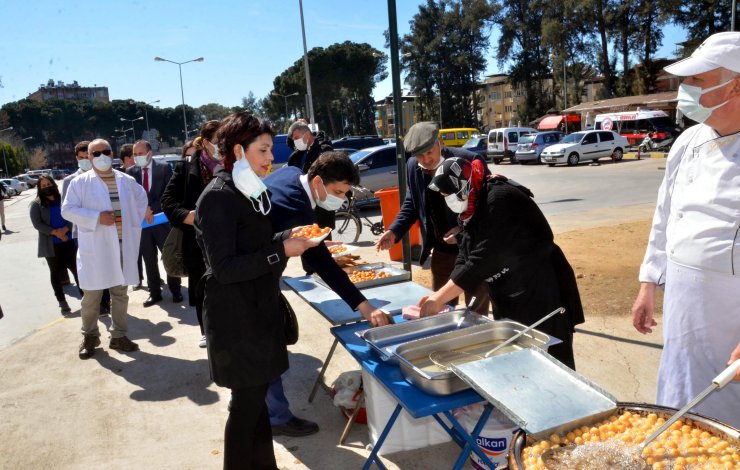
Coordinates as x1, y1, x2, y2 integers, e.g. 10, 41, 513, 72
631, 32, 740, 428
62, 138, 148, 359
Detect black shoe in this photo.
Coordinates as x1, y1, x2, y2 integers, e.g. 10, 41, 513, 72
172, 292, 183, 303
59, 300, 71, 314
78, 335, 101, 359
143, 295, 163, 307
271, 417, 319, 437
99, 303, 110, 316
1, 225, 6, 231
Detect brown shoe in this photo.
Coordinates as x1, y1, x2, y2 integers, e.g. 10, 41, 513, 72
109, 336, 139, 352
79, 335, 101, 359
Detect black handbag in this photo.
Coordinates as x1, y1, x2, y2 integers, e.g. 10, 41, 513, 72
163, 227, 188, 277
279, 292, 299, 345
162, 160, 189, 278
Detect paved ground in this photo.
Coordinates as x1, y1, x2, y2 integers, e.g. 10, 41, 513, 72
0, 160, 667, 469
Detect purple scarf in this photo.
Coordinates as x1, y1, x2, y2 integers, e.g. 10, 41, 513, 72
199, 149, 219, 175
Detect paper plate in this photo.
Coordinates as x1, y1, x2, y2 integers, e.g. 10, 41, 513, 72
329, 244, 359, 258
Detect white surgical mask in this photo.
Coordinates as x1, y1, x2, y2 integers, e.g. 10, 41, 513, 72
134, 155, 149, 167
444, 193, 468, 214
210, 141, 222, 160
78, 159, 93, 172
316, 180, 346, 211
676, 79, 733, 123
92, 155, 112, 172
294, 134, 309, 151
232, 149, 270, 214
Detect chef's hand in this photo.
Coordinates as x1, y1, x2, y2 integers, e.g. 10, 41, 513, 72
419, 296, 443, 318
99, 211, 115, 226
443, 227, 460, 244
358, 302, 391, 327
631, 282, 658, 334
183, 210, 195, 225
729, 342, 740, 382
375, 230, 397, 251
283, 237, 319, 257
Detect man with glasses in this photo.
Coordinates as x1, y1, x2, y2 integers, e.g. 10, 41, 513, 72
375, 121, 490, 314
62, 138, 148, 359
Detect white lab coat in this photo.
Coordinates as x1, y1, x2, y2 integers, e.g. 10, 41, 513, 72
639, 123, 740, 428
61, 169, 147, 290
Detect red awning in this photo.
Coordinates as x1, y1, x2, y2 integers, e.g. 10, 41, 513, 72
538, 115, 582, 130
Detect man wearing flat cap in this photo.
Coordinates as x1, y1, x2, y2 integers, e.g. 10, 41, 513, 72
376, 121, 490, 314
631, 31, 740, 428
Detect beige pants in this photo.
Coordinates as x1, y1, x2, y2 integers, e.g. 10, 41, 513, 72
80, 285, 129, 338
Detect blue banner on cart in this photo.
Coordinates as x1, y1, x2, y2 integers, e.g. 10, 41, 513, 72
141, 212, 168, 228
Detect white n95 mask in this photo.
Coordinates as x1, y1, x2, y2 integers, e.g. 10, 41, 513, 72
444, 193, 468, 214
78, 159, 93, 172
92, 155, 112, 172
676, 79, 734, 123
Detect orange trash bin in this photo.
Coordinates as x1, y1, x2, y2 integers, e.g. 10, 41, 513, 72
374, 187, 421, 262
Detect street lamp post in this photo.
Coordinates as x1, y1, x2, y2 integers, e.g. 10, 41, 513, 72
154, 56, 204, 143
298, 0, 316, 126
120, 116, 144, 142
21, 137, 33, 171
272, 91, 299, 125
0, 126, 13, 177
143, 99, 160, 137
551, 52, 568, 133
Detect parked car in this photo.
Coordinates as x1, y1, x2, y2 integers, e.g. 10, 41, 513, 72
540, 130, 629, 166
0, 180, 15, 197
1, 178, 27, 194
514, 132, 565, 164
331, 135, 385, 151
461, 136, 488, 159
383, 137, 397, 145
486, 127, 538, 164
439, 128, 481, 147
16, 174, 39, 188
349, 144, 410, 204
153, 154, 181, 172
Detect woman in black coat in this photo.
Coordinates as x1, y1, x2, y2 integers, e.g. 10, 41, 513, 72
419, 157, 584, 369
195, 112, 316, 470
161, 120, 221, 348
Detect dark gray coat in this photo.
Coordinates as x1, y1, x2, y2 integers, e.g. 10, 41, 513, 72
29, 198, 72, 258
195, 170, 290, 389
126, 159, 172, 214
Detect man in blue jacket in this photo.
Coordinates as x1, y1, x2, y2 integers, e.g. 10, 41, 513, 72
376, 121, 490, 313
264, 151, 391, 437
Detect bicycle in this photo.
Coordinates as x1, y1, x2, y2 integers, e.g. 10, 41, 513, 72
333, 187, 385, 244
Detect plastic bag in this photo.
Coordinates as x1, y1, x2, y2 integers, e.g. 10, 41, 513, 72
332, 370, 362, 408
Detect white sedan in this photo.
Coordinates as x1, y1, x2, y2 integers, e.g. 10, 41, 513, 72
1, 178, 28, 194
540, 130, 629, 166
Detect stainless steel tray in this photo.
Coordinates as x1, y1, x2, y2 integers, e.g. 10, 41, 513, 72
453, 347, 617, 440
358, 310, 493, 364
314, 262, 410, 289
395, 320, 561, 396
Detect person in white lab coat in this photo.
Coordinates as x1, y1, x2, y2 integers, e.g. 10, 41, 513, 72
631, 32, 740, 428
62, 138, 148, 359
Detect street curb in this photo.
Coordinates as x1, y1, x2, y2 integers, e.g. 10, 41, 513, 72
624, 152, 666, 160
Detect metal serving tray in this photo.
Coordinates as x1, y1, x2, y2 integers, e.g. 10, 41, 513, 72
314, 262, 410, 289
453, 347, 617, 440
395, 320, 561, 396
358, 310, 493, 364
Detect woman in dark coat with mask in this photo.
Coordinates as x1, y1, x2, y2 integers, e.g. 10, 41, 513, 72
419, 157, 584, 369
29, 175, 79, 314
195, 112, 317, 470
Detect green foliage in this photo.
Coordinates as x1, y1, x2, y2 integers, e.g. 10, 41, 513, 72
0, 142, 24, 177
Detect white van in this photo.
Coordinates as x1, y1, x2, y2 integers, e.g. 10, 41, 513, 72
486, 127, 538, 164
594, 110, 680, 147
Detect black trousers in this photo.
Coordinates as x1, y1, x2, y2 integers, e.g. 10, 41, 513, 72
140, 223, 181, 296
224, 384, 277, 470
45, 240, 79, 302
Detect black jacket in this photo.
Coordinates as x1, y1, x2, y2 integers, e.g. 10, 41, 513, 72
450, 178, 584, 366
286, 131, 333, 173
195, 170, 290, 389
389, 146, 487, 265
126, 159, 172, 214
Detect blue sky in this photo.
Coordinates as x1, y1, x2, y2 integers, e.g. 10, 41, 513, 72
0, 1, 686, 110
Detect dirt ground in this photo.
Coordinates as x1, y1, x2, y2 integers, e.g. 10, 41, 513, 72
411, 218, 663, 319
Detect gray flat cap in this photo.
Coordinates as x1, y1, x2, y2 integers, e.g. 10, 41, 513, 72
403, 121, 440, 155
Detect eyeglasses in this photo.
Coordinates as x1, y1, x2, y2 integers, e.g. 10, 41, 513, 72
91, 149, 112, 157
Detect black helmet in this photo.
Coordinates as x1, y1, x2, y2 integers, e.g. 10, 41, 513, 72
428, 157, 472, 198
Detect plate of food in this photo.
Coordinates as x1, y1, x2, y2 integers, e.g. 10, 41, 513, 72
328, 244, 359, 258
291, 224, 332, 243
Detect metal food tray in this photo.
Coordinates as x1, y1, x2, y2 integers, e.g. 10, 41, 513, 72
452, 347, 617, 440
357, 310, 493, 364
395, 320, 560, 396
314, 262, 410, 289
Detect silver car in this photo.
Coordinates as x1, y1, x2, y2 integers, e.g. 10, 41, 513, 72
349, 144, 409, 203
514, 132, 565, 164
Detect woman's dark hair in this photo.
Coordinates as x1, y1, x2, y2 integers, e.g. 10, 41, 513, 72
307, 152, 360, 186
36, 175, 60, 207
199, 120, 221, 141
216, 112, 275, 172
181, 140, 195, 160
119, 143, 134, 160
